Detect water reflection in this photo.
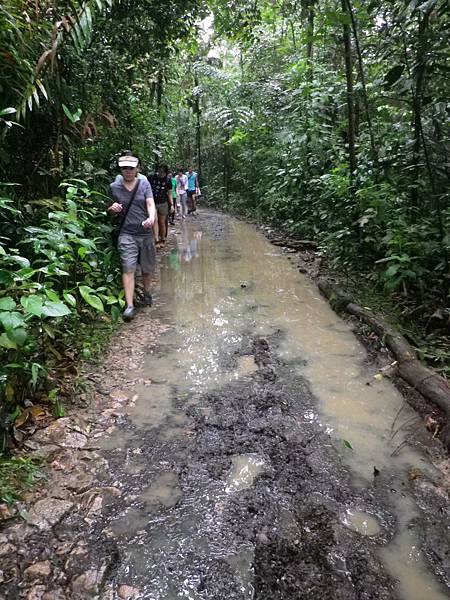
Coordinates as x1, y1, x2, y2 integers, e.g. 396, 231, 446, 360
100, 214, 448, 599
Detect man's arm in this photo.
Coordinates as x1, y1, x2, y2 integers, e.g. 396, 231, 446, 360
142, 196, 156, 228
167, 177, 174, 212
107, 184, 122, 214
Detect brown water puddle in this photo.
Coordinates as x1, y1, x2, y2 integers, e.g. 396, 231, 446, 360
101, 213, 448, 599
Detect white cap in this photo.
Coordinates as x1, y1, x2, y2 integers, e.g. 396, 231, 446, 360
118, 155, 139, 168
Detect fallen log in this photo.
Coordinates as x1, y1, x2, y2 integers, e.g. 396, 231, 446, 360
270, 238, 318, 250
318, 278, 450, 449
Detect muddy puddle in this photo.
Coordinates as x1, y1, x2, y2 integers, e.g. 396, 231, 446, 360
98, 211, 449, 599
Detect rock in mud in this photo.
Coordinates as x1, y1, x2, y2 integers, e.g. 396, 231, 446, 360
33, 418, 87, 449
118, 584, 141, 599
26, 498, 74, 530
0, 542, 16, 557
42, 588, 66, 600
23, 561, 51, 581
25, 585, 47, 600
71, 568, 104, 598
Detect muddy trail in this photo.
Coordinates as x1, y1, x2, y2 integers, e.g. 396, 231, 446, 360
1, 211, 450, 600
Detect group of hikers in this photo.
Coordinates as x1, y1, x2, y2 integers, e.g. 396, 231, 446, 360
107, 151, 200, 321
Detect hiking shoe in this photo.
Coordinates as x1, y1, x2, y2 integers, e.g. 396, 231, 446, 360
122, 306, 136, 321
143, 293, 152, 306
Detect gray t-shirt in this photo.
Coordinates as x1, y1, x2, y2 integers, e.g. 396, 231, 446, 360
109, 178, 153, 236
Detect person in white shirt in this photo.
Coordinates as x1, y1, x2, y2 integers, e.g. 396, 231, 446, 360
175, 168, 189, 219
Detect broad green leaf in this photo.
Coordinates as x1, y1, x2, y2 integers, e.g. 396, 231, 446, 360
0, 270, 13, 285
110, 305, 121, 322
45, 289, 60, 302
385, 264, 400, 278
9, 255, 30, 268
21, 295, 44, 317
63, 292, 77, 307
41, 301, 71, 318
79, 285, 104, 311
84, 294, 104, 312
0, 333, 17, 349
0, 311, 26, 330
7, 327, 27, 346
79, 285, 94, 299
0, 298, 16, 311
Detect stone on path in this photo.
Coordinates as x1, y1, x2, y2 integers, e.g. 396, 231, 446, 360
118, 584, 141, 599
25, 585, 46, 600
26, 498, 73, 530
71, 568, 104, 598
33, 417, 87, 449
24, 560, 51, 580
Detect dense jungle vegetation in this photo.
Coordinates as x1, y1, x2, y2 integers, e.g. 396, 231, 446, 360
0, 0, 449, 468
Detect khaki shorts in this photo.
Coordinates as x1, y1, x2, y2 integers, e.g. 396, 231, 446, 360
156, 202, 169, 217
118, 233, 156, 274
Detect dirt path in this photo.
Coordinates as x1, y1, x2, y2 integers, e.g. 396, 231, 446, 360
1, 211, 449, 600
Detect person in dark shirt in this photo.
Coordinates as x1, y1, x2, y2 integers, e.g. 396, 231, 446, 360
107, 153, 156, 321
150, 164, 173, 249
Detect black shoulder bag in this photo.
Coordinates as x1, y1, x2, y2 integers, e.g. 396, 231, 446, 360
112, 179, 140, 246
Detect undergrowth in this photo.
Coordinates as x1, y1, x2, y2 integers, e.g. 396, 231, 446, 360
0, 455, 43, 505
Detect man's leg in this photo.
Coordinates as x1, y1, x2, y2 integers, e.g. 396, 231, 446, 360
139, 235, 156, 305
122, 271, 135, 306
153, 218, 159, 243
158, 212, 166, 242
142, 272, 152, 293
181, 193, 188, 218
118, 234, 139, 320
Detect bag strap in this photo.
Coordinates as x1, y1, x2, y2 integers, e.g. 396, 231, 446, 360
117, 179, 140, 235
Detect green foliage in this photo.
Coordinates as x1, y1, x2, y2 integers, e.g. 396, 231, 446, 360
0, 180, 122, 442
0, 455, 43, 504
197, 0, 449, 309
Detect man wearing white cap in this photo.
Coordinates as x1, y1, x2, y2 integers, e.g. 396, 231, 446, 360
108, 152, 156, 321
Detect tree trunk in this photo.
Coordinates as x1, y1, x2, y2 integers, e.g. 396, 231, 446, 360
306, 0, 315, 72
341, 0, 357, 180
410, 10, 430, 211
318, 278, 450, 449
304, 0, 315, 172
344, 0, 377, 166
224, 130, 230, 203
289, 20, 297, 50
194, 72, 202, 176
153, 70, 163, 170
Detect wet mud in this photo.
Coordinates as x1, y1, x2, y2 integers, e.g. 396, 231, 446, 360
1, 211, 449, 600
92, 335, 395, 599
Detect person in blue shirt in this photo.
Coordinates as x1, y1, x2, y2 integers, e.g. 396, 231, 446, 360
185, 166, 199, 215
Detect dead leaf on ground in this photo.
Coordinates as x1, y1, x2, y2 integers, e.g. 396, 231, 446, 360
14, 406, 48, 428
409, 467, 422, 481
